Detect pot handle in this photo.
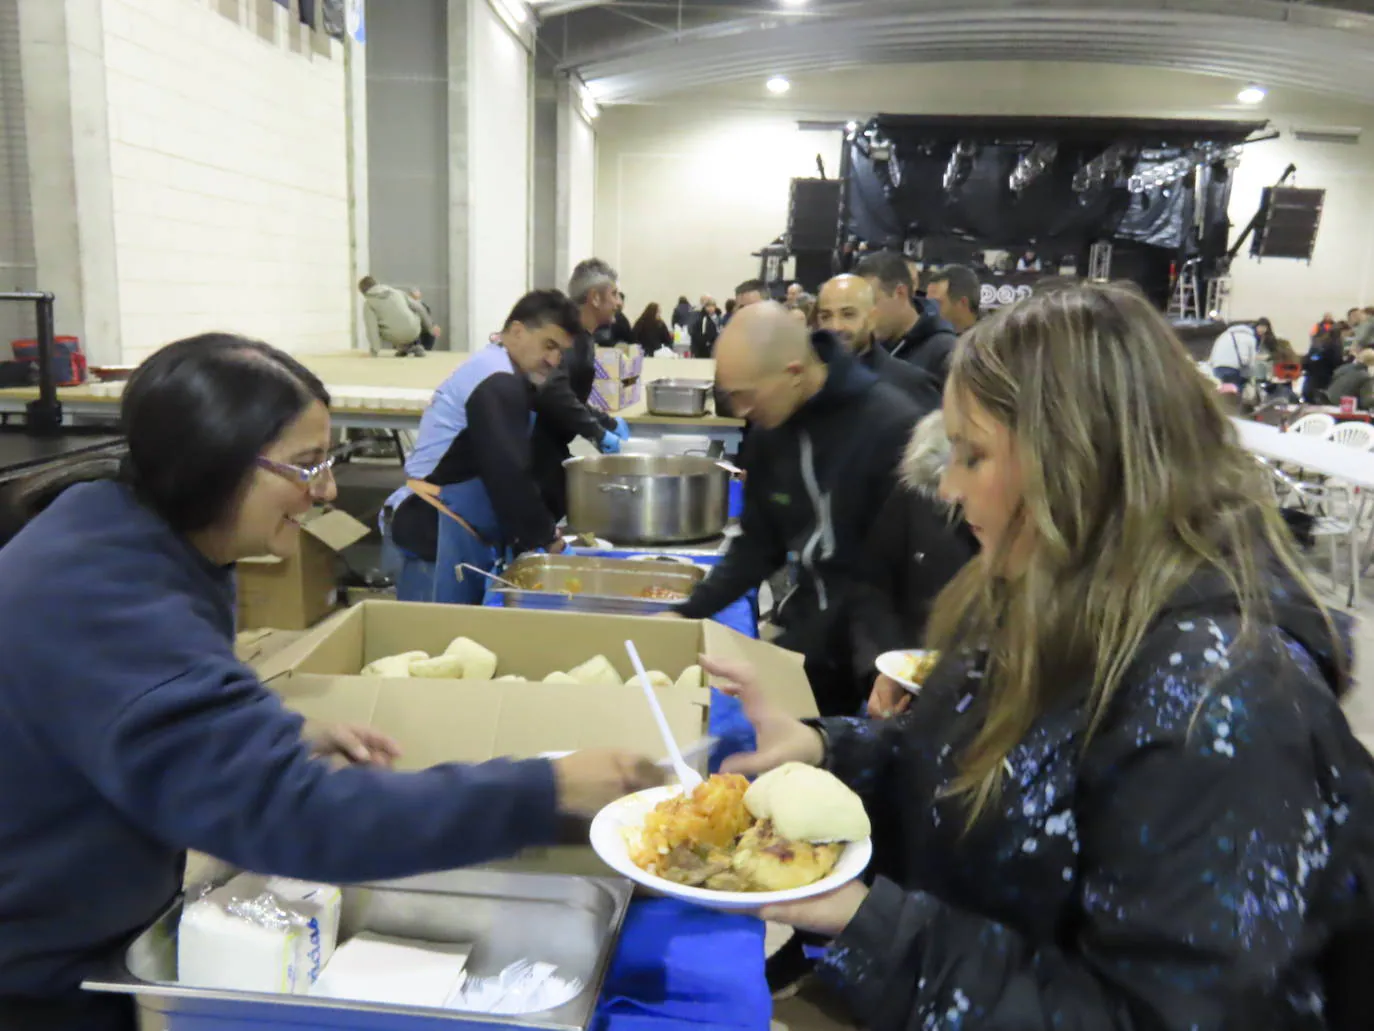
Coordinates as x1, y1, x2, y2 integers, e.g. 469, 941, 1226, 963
599, 483, 639, 494
716, 460, 746, 479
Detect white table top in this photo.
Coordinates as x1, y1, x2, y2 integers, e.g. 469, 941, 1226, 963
1231, 417, 1374, 491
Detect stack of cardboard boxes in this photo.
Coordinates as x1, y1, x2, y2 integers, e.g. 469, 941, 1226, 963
590, 345, 644, 413
236, 508, 372, 632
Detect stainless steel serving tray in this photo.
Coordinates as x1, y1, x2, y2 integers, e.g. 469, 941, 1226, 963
491, 554, 705, 616
645, 379, 712, 418
82, 870, 633, 1031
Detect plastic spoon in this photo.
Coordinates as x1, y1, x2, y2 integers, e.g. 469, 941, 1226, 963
624, 640, 703, 790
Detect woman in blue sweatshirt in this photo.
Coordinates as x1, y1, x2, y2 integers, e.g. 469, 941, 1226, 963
0, 334, 662, 1031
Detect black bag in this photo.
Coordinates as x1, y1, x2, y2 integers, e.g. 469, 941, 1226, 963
0, 360, 36, 388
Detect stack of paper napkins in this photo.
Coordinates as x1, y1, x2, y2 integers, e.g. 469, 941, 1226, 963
312, 933, 472, 1008
178, 874, 342, 995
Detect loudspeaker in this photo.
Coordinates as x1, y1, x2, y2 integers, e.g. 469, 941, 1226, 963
791, 250, 834, 292
1251, 187, 1324, 261
788, 178, 842, 251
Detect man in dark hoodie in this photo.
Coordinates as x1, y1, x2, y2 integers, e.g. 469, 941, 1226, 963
675, 302, 922, 716
857, 251, 958, 388
815, 274, 942, 416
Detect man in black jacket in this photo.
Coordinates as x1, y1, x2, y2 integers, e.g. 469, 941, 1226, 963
531, 258, 630, 519
675, 302, 922, 716
856, 251, 958, 388
815, 274, 942, 416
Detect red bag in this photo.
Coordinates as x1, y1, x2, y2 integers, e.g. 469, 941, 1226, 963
11, 336, 88, 388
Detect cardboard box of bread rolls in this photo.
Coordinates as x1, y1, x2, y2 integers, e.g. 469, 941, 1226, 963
255, 600, 817, 877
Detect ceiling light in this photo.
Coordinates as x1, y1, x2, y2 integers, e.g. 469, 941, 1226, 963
1237, 85, 1266, 105
766, 76, 791, 95
779, 0, 808, 5
845, 120, 858, 132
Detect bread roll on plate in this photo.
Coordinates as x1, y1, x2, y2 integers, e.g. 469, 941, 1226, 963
743, 763, 871, 843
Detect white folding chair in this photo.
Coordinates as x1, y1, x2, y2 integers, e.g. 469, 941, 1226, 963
1264, 460, 1362, 607
1290, 413, 1337, 437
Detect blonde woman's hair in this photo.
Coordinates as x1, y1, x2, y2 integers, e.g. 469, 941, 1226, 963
927, 280, 1342, 824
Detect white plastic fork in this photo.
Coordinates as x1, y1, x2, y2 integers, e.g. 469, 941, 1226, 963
625, 640, 703, 789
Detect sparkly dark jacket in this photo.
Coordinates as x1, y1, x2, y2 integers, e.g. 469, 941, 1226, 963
813, 568, 1374, 1030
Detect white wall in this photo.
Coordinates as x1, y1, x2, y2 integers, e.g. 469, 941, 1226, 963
595, 63, 1374, 345
566, 105, 595, 283
103, 0, 351, 362
467, 0, 530, 345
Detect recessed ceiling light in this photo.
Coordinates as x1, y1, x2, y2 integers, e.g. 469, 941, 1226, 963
766, 76, 791, 95
845, 120, 858, 132
1237, 85, 1266, 104
779, 0, 808, 6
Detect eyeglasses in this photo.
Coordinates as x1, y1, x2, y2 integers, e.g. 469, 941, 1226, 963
257, 454, 336, 490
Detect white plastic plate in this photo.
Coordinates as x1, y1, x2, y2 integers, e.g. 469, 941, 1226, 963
589, 785, 872, 912
875, 649, 935, 695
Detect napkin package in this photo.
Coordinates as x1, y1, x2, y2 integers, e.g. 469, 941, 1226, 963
178, 874, 342, 995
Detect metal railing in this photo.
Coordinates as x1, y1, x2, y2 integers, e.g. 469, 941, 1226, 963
0, 291, 62, 435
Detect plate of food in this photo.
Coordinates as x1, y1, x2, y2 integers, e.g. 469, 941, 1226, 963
589, 764, 872, 911
875, 649, 939, 695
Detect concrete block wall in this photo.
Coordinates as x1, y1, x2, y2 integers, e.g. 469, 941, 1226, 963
103, 0, 351, 362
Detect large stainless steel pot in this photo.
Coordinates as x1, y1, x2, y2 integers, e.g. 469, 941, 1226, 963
563, 454, 731, 544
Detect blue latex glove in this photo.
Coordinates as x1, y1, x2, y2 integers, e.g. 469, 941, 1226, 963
600, 431, 622, 454
613, 416, 631, 440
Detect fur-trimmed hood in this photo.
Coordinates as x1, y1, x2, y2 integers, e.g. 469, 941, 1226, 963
900, 410, 951, 495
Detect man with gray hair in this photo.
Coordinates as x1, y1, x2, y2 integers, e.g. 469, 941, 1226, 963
530, 258, 631, 518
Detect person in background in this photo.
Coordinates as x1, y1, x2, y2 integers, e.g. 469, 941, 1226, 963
689, 298, 721, 359
1207, 319, 1260, 389
408, 288, 442, 351
672, 295, 693, 330
724, 298, 738, 320
733, 279, 768, 317
1326, 347, 1374, 408
786, 294, 816, 329
856, 251, 958, 388
0, 334, 663, 1031
359, 275, 436, 357
786, 283, 804, 305
632, 302, 674, 355
677, 302, 922, 717
531, 259, 632, 520
706, 281, 1374, 1029
1255, 315, 1279, 355
1355, 306, 1374, 350
852, 410, 978, 719
925, 264, 982, 336
815, 274, 941, 414
1303, 324, 1346, 403
1016, 247, 1042, 272
384, 290, 583, 604
602, 291, 635, 346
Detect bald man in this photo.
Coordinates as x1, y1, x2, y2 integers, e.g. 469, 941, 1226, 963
816, 275, 942, 414
676, 302, 923, 716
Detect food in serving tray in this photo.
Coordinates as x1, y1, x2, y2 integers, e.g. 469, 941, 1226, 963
638, 584, 688, 601
628, 767, 868, 892
894, 650, 940, 686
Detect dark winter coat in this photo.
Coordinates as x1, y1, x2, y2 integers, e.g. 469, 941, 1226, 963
811, 567, 1374, 1030
849, 413, 978, 686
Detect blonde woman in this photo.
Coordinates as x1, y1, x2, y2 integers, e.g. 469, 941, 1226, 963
708, 281, 1374, 1028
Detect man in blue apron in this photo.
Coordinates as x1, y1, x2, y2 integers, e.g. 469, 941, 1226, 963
383, 290, 583, 603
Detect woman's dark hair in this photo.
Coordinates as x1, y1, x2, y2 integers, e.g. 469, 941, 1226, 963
120, 333, 330, 533
632, 303, 662, 337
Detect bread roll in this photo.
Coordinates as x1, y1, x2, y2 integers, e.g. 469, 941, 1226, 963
442, 636, 498, 679
744, 763, 871, 843
543, 671, 579, 684
408, 655, 465, 678
674, 664, 704, 691
625, 670, 673, 690
496, 674, 526, 682
567, 654, 621, 688
359, 651, 429, 677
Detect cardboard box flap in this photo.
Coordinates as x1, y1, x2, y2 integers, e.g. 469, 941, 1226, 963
256, 607, 358, 685
301, 508, 372, 552
276, 675, 703, 769
701, 621, 816, 719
